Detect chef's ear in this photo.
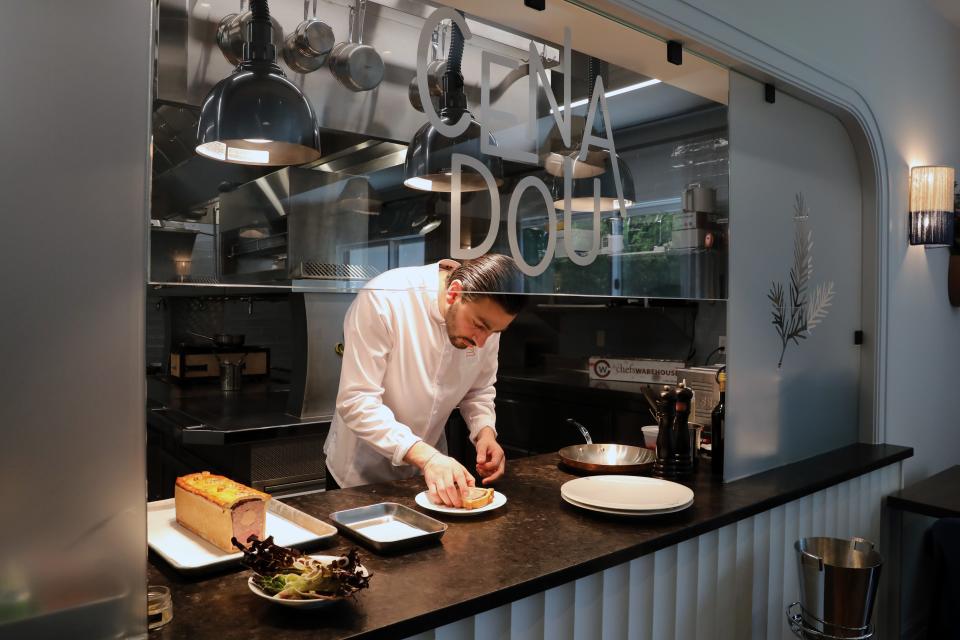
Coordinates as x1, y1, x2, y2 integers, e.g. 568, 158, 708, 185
446, 279, 464, 304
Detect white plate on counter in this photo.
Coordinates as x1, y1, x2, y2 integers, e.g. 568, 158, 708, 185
414, 490, 506, 516
147, 499, 337, 573
560, 476, 694, 512
561, 493, 694, 516
247, 555, 370, 609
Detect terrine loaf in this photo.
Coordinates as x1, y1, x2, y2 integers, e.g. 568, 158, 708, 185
175, 472, 271, 552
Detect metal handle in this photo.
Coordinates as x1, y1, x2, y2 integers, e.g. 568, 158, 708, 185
188, 330, 215, 342
354, 0, 367, 45
565, 418, 593, 445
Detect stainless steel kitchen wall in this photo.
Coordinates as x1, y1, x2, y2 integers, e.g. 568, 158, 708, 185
0, 2, 151, 638
725, 71, 862, 481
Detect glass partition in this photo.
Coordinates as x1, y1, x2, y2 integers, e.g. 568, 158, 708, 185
150, 0, 729, 299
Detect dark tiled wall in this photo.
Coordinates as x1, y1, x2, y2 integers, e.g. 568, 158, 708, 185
499, 299, 726, 371
145, 294, 293, 375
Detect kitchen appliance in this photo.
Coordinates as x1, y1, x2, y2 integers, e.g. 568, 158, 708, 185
218, 167, 374, 284
169, 344, 269, 381
196, 0, 322, 167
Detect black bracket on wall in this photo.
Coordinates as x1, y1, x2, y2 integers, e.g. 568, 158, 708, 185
948, 211, 960, 306
764, 83, 776, 104
524, 0, 545, 10
853, 330, 864, 345
667, 40, 683, 65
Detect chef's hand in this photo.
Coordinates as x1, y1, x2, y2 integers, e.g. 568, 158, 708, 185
475, 427, 505, 485
423, 453, 475, 507
406, 442, 475, 507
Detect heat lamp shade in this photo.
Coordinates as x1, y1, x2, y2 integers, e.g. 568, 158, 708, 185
552, 151, 636, 212
196, 66, 321, 166
909, 165, 955, 245
403, 113, 503, 192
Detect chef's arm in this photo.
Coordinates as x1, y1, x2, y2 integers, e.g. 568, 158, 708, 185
336, 292, 421, 466
458, 338, 500, 443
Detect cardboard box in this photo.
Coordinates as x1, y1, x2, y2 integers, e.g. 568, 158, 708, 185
588, 357, 685, 384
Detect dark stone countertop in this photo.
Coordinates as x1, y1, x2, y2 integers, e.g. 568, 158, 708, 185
887, 464, 960, 518
147, 443, 911, 639
147, 375, 330, 445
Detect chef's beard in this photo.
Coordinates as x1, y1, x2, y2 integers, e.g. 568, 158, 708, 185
444, 300, 475, 350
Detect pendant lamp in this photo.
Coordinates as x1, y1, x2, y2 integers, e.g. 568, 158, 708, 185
403, 14, 503, 192
552, 59, 635, 212
196, 0, 321, 166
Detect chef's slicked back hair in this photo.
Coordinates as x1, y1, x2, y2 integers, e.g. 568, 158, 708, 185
449, 254, 527, 315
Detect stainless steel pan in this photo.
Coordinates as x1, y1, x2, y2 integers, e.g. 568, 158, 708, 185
559, 419, 656, 474
558, 443, 656, 474
328, 0, 383, 92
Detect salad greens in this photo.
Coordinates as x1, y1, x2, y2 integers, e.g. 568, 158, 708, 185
233, 536, 370, 600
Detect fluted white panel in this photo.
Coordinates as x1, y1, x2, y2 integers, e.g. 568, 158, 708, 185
510, 593, 544, 639
403, 463, 902, 640
651, 546, 678, 639
674, 539, 699, 640
543, 581, 574, 640
694, 530, 718, 640
627, 550, 654, 640
574, 572, 603, 639
601, 563, 629, 640
474, 603, 509, 640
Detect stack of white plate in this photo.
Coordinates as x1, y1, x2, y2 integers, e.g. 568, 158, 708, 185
560, 475, 694, 515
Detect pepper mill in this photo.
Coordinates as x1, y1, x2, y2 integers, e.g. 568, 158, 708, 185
670, 383, 694, 478
652, 386, 676, 478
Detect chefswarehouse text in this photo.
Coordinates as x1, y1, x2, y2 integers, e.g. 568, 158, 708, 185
415, 8, 631, 277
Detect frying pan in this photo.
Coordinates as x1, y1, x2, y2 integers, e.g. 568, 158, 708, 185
188, 331, 246, 347
558, 419, 656, 474
558, 443, 656, 474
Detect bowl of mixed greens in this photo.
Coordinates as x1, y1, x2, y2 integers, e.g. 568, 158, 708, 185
234, 536, 371, 609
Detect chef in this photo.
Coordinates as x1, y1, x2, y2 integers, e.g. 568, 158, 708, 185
323, 254, 525, 507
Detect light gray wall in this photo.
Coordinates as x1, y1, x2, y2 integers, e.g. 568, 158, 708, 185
613, 0, 960, 484
0, 2, 152, 638
726, 71, 862, 480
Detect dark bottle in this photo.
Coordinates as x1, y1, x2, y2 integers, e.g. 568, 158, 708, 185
711, 371, 726, 477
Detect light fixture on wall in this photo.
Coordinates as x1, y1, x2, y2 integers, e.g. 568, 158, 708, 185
196, 0, 321, 166
908, 166, 954, 246
403, 13, 503, 192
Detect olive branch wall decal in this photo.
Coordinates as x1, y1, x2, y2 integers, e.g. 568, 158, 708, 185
768, 194, 835, 368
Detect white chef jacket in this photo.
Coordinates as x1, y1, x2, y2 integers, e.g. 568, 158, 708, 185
323, 261, 500, 488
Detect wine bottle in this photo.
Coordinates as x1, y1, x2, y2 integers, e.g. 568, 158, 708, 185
711, 371, 726, 477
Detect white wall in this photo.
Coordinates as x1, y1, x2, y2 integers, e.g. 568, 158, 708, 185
613, 0, 960, 485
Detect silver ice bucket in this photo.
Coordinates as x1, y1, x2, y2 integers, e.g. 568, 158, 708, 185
789, 537, 882, 639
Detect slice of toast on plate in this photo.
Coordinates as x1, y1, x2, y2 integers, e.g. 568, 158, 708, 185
463, 487, 494, 510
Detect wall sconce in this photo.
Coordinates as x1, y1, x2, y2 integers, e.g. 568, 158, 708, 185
909, 166, 954, 246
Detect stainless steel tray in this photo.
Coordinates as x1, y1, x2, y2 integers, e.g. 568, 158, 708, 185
329, 502, 447, 553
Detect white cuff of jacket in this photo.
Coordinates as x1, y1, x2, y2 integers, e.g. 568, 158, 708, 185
392, 432, 423, 467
